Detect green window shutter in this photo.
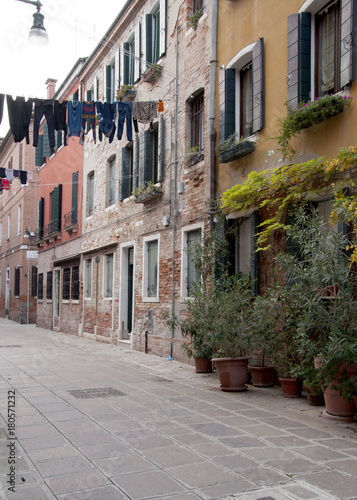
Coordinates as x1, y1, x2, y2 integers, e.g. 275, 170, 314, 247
86, 90, 92, 101
35, 134, 44, 166
123, 42, 130, 85
139, 130, 146, 186
158, 114, 164, 181
43, 124, 51, 157
119, 148, 131, 200
72, 172, 78, 224
299, 13, 311, 104
38, 197, 44, 238
159, 0, 166, 57
250, 212, 259, 295
218, 68, 236, 142
105, 65, 112, 102
115, 48, 120, 93
52, 185, 62, 232
340, 0, 356, 88
94, 77, 98, 102
214, 218, 228, 281
252, 38, 264, 133
133, 134, 139, 191
144, 130, 154, 184
145, 14, 153, 66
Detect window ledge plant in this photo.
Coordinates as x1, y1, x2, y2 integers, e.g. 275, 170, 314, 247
184, 146, 204, 167
278, 95, 353, 160
116, 84, 136, 101
142, 63, 163, 84
216, 134, 255, 163
132, 182, 162, 203
190, 9, 203, 29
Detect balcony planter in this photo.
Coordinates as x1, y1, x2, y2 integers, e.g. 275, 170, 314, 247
133, 184, 163, 204
216, 137, 255, 164
142, 64, 162, 84
116, 85, 136, 102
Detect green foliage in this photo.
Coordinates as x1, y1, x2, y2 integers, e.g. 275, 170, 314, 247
220, 146, 357, 250
278, 95, 352, 160
132, 182, 161, 201
190, 9, 203, 28
116, 84, 136, 101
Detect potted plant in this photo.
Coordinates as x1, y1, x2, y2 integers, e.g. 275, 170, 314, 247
142, 63, 163, 84
277, 95, 353, 160
184, 146, 204, 167
190, 9, 203, 29
216, 133, 255, 163
116, 84, 136, 101
132, 182, 162, 204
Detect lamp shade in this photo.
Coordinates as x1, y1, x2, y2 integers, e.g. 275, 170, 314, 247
28, 11, 48, 45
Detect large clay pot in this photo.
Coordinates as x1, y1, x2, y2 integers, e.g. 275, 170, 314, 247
323, 362, 357, 419
212, 357, 249, 392
305, 386, 325, 406
249, 365, 275, 387
194, 357, 213, 373
279, 377, 303, 398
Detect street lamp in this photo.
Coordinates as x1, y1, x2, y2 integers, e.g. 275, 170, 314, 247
15, 0, 49, 45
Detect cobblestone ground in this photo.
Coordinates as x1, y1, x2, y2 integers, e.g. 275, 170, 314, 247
0, 318, 356, 500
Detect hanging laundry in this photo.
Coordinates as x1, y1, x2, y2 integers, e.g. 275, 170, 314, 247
0, 94, 4, 125
158, 100, 164, 112
117, 102, 133, 141
5, 169, 13, 181
0, 167, 6, 178
6, 96, 33, 144
2, 179, 10, 190
27, 171, 33, 181
132, 101, 158, 133
96, 102, 116, 143
67, 101, 83, 138
13, 170, 20, 178
33, 99, 56, 148
80, 101, 96, 144
53, 100, 68, 146
20, 171, 27, 185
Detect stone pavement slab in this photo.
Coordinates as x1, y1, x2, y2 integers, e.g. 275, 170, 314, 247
0, 318, 357, 500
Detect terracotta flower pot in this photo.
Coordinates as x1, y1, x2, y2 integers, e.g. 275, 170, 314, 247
194, 357, 213, 373
212, 357, 249, 392
279, 377, 303, 398
249, 365, 275, 387
323, 362, 357, 420
305, 386, 325, 406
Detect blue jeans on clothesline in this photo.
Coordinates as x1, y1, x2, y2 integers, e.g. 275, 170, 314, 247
117, 101, 133, 141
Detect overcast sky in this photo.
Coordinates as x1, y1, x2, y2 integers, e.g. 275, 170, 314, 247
0, 0, 126, 137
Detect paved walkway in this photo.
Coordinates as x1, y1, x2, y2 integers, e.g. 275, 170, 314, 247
0, 319, 356, 500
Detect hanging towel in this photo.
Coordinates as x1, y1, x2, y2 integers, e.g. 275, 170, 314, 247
117, 102, 133, 141
53, 100, 68, 146
20, 171, 27, 185
0, 94, 4, 125
33, 99, 56, 148
27, 171, 33, 181
80, 101, 96, 144
5, 169, 13, 181
6, 95, 33, 144
96, 102, 116, 143
2, 179, 10, 190
13, 170, 20, 178
67, 101, 83, 138
0, 168, 6, 178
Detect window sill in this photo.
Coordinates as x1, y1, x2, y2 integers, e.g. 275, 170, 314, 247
46, 300, 52, 303
142, 297, 160, 303
105, 204, 116, 212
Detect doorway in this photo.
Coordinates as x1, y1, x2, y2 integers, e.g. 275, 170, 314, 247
119, 244, 135, 340
5, 268, 10, 318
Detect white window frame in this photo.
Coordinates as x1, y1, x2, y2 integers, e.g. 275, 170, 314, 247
180, 222, 204, 299
103, 253, 114, 299
87, 171, 94, 218
142, 233, 160, 302
84, 258, 92, 299
106, 157, 116, 208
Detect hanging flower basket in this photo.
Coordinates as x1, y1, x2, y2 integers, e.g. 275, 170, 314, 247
218, 140, 255, 163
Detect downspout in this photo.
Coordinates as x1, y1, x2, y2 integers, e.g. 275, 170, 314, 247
170, 24, 181, 359
209, 0, 219, 229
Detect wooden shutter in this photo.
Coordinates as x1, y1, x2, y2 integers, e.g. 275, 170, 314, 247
72, 172, 78, 224
38, 197, 44, 238
119, 148, 131, 200
159, 0, 166, 57
14, 268, 20, 297
252, 38, 264, 133
94, 76, 99, 102
115, 48, 120, 94
287, 13, 311, 109
133, 134, 139, 191
42, 124, 51, 158
158, 114, 164, 181
104, 65, 112, 102
250, 212, 259, 295
31, 266, 38, 297
139, 130, 154, 186
144, 14, 153, 66
218, 68, 236, 142
52, 185, 62, 231
35, 134, 44, 166
340, 0, 356, 88
135, 22, 141, 82
123, 42, 130, 85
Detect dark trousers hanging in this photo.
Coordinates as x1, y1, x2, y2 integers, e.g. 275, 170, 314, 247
117, 102, 133, 141
53, 101, 68, 146
33, 99, 55, 148
6, 96, 33, 144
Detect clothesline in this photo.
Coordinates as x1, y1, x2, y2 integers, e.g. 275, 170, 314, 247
0, 167, 31, 192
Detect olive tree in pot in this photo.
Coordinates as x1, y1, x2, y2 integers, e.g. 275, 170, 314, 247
275, 207, 357, 416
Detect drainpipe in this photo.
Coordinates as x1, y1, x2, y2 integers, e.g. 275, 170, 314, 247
209, 0, 219, 229
170, 24, 181, 360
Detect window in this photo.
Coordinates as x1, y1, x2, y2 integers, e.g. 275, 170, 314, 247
85, 259, 92, 298
50, 184, 62, 233
71, 171, 78, 224
191, 92, 204, 152
38, 273, 43, 299
138, 115, 164, 188
104, 254, 114, 298
193, 0, 205, 13
219, 38, 264, 142
17, 204, 21, 235
181, 227, 202, 298
152, 8, 160, 63
142, 0, 166, 70
7, 214, 10, 240
119, 142, 135, 200
107, 158, 116, 207
63, 268, 70, 300
87, 172, 94, 216
31, 266, 38, 297
14, 267, 20, 297
143, 237, 159, 299
287, 1, 355, 107
104, 60, 115, 102
129, 39, 135, 85
71, 266, 79, 300
47, 271, 53, 300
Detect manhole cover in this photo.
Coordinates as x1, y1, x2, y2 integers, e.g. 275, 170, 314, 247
0, 345, 22, 348
68, 387, 126, 399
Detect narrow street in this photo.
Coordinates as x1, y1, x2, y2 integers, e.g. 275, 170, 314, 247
0, 318, 356, 500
